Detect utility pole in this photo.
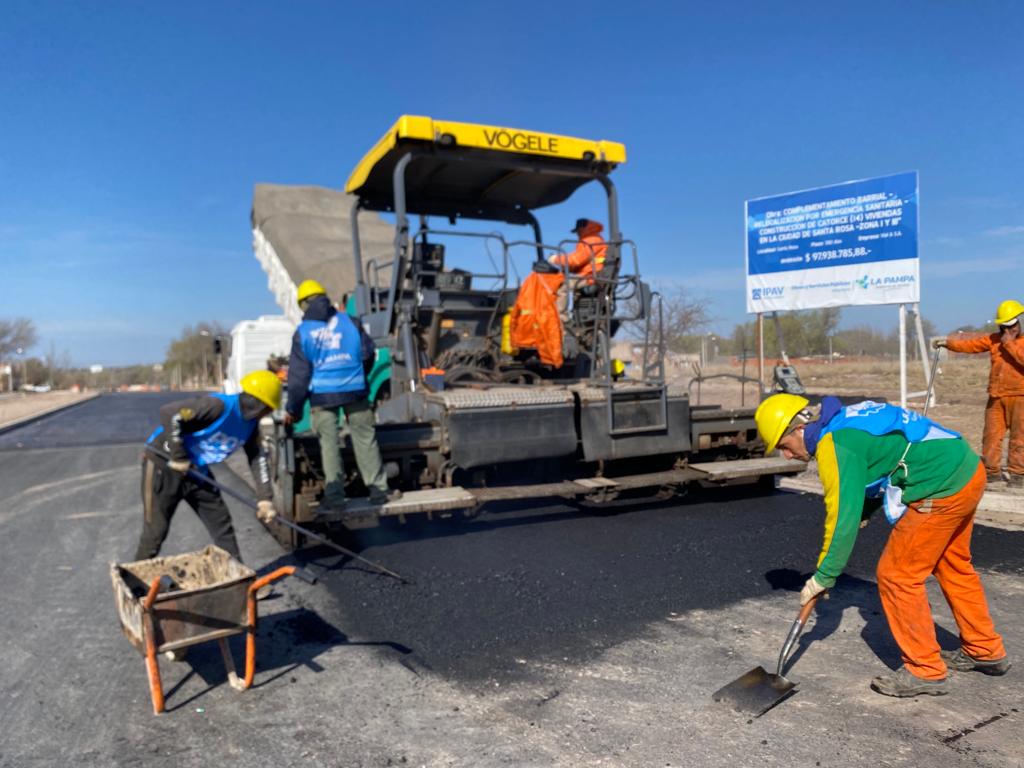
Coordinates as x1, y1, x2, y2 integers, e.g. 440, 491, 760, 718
214, 337, 224, 390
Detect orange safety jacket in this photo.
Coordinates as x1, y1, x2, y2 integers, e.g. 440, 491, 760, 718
509, 270, 564, 368
945, 332, 1024, 397
549, 220, 607, 283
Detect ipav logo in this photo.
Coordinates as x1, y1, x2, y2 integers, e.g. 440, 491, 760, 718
752, 286, 784, 300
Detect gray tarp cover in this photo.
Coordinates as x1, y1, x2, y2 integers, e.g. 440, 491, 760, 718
251, 183, 394, 303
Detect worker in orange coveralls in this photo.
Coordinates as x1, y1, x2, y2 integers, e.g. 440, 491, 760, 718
509, 263, 564, 368
757, 394, 1010, 697
935, 299, 1024, 492
548, 218, 608, 317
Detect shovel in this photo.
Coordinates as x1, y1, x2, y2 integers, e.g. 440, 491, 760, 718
712, 593, 821, 717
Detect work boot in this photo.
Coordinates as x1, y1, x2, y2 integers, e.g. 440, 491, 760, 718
368, 487, 402, 506
870, 666, 948, 697
985, 473, 1005, 492
940, 648, 1011, 676
1006, 474, 1024, 494
318, 494, 347, 514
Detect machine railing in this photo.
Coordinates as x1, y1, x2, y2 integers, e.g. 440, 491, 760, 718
542, 237, 668, 434
359, 225, 667, 408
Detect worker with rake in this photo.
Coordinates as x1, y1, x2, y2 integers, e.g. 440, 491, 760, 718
134, 370, 282, 562
756, 394, 1009, 697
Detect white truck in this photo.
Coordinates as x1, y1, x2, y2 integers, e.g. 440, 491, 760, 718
223, 315, 294, 394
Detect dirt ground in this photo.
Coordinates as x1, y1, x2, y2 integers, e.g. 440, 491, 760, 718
0, 390, 97, 428
684, 356, 991, 453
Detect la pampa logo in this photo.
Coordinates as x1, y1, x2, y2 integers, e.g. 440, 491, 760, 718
857, 274, 916, 290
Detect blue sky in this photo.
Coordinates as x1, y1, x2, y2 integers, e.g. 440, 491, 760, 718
2, 1, 1022, 365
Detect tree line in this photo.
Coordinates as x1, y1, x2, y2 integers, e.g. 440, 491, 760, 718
628, 287, 957, 360
0, 318, 232, 392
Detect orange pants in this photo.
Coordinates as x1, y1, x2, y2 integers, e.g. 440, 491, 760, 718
876, 462, 1006, 679
982, 396, 1024, 477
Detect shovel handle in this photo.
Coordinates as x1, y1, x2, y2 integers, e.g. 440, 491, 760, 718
923, 347, 941, 416
797, 591, 821, 624
776, 592, 823, 676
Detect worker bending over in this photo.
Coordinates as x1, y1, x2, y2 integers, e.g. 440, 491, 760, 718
283, 279, 399, 511
935, 299, 1024, 492
757, 394, 1009, 697
134, 370, 281, 562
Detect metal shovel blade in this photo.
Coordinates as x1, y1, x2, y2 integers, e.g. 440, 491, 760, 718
712, 665, 797, 717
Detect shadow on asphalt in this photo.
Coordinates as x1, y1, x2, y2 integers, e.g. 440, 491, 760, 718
765, 567, 961, 674
158, 605, 415, 712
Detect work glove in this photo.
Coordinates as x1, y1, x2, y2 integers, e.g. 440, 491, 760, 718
167, 458, 191, 474
256, 501, 278, 524
800, 574, 828, 606
931, 339, 947, 349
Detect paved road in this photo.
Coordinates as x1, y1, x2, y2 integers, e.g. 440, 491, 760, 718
1, 394, 1022, 767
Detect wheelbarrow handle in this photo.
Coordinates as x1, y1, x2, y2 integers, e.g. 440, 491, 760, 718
249, 566, 300, 595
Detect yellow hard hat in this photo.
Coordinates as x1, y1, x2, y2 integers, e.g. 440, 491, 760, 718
296, 279, 327, 303
611, 358, 626, 376
754, 393, 810, 453
994, 299, 1024, 327
240, 370, 283, 411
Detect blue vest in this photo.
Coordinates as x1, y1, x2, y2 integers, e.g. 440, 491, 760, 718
147, 394, 256, 467
298, 312, 366, 394
813, 400, 960, 524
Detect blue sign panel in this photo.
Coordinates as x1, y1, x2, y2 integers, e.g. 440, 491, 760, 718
745, 172, 919, 312
746, 171, 917, 275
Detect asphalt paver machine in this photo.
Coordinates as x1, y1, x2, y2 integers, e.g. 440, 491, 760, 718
268, 116, 802, 544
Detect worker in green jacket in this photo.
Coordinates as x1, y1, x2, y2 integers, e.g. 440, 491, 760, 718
756, 394, 1009, 697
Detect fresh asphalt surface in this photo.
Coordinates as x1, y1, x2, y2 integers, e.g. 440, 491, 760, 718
1, 393, 1022, 767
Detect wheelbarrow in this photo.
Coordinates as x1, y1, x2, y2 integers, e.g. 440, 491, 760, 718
110, 545, 314, 715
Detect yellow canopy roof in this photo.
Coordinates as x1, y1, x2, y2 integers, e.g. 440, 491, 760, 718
344, 116, 627, 223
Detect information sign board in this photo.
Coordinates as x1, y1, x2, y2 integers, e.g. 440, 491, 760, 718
745, 172, 918, 312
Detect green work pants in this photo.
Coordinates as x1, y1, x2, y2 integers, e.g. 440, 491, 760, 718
312, 399, 388, 503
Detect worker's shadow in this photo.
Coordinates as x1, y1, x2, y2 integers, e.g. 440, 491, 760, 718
160, 599, 417, 713
764, 568, 961, 673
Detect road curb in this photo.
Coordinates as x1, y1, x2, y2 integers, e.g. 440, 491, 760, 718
0, 392, 102, 436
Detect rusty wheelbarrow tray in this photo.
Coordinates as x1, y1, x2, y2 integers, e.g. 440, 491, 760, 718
110, 545, 307, 714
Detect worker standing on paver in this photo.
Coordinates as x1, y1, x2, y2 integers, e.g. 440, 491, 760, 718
548, 218, 607, 317
756, 394, 1010, 697
283, 279, 398, 511
134, 370, 281, 561
934, 299, 1024, 492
